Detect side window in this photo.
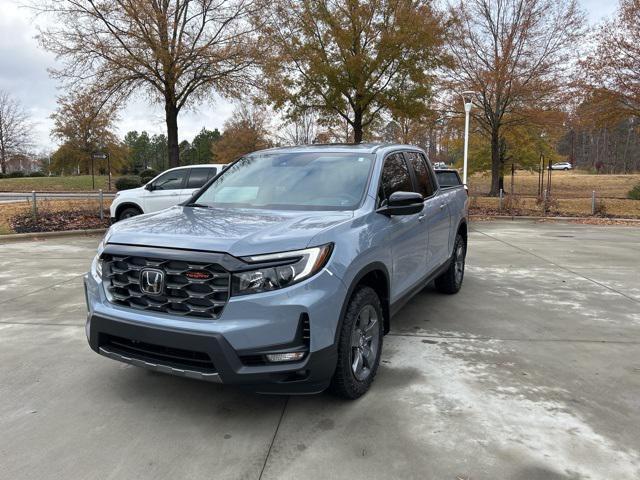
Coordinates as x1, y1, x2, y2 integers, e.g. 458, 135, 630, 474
153, 169, 187, 190
435, 171, 462, 188
186, 168, 215, 189
406, 152, 436, 198
379, 153, 413, 203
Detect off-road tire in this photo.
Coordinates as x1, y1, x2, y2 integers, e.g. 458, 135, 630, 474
330, 286, 384, 399
434, 233, 466, 294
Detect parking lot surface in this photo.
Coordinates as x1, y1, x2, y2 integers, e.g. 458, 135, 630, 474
1, 220, 639, 479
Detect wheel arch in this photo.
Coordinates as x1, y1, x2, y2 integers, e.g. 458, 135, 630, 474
115, 202, 143, 220
457, 219, 468, 244
337, 262, 391, 340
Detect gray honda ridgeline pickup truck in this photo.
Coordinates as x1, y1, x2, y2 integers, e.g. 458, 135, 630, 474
84, 144, 468, 398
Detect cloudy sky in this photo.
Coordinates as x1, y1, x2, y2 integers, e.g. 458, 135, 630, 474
0, 0, 618, 152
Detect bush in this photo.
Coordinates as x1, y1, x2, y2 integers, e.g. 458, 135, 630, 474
7, 171, 25, 178
28, 171, 46, 177
0, 173, 5, 179
115, 175, 142, 191
629, 183, 640, 200
140, 168, 159, 182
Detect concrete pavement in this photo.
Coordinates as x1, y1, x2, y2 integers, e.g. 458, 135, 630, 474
1, 220, 639, 479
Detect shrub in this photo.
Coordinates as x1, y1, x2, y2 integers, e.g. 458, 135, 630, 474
629, 183, 640, 200
28, 171, 46, 177
0, 173, 5, 179
140, 168, 159, 182
7, 171, 25, 178
115, 175, 142, 191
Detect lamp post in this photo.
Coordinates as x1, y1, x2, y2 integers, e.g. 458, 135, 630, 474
461, 91, 475, 186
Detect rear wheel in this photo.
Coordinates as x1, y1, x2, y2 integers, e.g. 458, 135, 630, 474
434, 233, 466, 294
330, 286, 383, 399
117, 206, 142, 221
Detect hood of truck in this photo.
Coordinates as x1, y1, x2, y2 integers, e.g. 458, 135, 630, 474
106, 205, 353, 257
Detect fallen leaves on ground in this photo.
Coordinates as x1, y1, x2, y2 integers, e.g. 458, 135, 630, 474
10, 209, 110, 233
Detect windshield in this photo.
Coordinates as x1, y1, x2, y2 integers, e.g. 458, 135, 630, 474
193, 152, 374, 210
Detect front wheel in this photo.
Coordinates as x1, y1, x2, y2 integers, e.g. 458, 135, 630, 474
330, 286, 383, 399
118, 206, 142, 221
434, 233, 467, 294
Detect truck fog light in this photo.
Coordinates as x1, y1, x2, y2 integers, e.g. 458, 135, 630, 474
266, 352, 305, 362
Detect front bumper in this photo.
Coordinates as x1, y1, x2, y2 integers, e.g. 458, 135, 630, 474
84, 260, 346, 394
88, 314, 337, 394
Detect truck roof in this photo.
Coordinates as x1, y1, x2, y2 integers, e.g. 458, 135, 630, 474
253, 143, 424, 155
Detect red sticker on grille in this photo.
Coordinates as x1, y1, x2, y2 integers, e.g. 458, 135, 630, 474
185, 270, 213, 280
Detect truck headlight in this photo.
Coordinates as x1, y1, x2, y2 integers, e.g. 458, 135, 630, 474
232, 244, 333, 296
95, 255, 103, 278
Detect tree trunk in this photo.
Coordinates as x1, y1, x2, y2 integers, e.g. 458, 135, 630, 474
165, 102, 180, 168
489, 128, 501, 196
353, 110, 363, 143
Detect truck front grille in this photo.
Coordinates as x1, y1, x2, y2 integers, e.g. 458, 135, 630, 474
102, 255, 230, 319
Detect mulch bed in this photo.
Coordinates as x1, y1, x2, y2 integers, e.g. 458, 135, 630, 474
10, 210, 110, 233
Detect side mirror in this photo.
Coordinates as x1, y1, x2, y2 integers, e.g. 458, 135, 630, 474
377, 191, 424, 216
145, 183, 154, 191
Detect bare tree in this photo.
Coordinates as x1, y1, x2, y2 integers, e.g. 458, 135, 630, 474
582, 0, 640, 118
447, 0, 585, 194
276, 111, 320, 146
36, 0, 261, 168
0, 91, 32, 174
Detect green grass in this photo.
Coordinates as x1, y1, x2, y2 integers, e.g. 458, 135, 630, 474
0, 175, 114, 192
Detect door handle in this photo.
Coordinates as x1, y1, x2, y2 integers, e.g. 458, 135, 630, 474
439, 204, 446, 209
418, 214, 426, 222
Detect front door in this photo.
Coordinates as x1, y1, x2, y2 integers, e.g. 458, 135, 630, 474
144, 169, 188, 213
379, 152, 428, 301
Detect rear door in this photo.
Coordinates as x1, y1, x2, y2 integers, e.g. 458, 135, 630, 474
143, 168, 188, 212
406, 152, 451, 272
180, 167, 217, 202
379, 152, 428, 300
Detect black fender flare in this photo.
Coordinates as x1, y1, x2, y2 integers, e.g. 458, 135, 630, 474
335, 262, 391, 344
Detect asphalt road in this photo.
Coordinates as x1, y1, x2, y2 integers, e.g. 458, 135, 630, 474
1, 220, 639, 479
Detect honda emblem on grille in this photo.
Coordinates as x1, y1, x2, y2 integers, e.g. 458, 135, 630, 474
140, 268, 165, 295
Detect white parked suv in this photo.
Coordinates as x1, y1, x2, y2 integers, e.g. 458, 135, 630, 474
550, 162, 573, 171
110, 164, 226, 221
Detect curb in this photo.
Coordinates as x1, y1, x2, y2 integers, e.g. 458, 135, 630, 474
470, 214, 640, 223
0, 228, 107, 243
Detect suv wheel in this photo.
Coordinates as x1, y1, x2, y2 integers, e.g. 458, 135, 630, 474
330, 286, 383, 399
434, 233, 466, 294
118, 206, 142, 221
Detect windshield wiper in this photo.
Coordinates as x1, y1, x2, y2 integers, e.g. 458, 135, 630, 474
184, 202, 209, 208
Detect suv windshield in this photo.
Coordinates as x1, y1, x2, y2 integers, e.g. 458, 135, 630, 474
193, 152, 374, 210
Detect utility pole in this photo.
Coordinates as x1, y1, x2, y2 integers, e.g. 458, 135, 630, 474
461, 91, 475, 186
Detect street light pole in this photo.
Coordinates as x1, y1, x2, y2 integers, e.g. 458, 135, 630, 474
461, 91, 475, 186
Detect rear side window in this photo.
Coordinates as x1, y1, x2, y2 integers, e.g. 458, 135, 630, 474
406, 152, 436, 197
187, 168, 216, 188
380, 153, 413, 202
435, 171, 462, 188
153, 169, 187, 190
